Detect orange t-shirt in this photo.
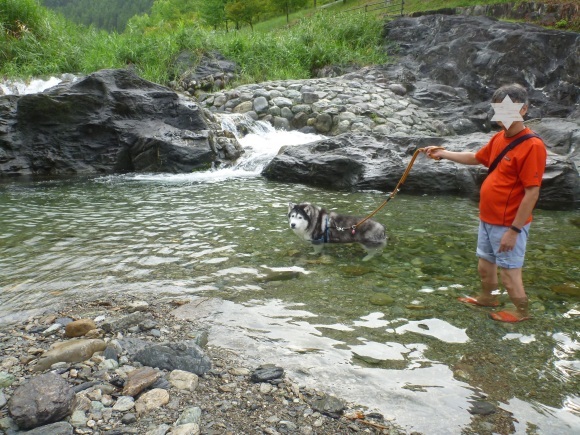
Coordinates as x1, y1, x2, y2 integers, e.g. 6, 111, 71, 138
475, 128, 547, 226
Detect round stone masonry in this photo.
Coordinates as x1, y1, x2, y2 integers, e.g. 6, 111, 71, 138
199, 68, 438, 137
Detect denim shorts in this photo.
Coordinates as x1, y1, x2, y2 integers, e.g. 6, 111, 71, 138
476, 221, 530, 269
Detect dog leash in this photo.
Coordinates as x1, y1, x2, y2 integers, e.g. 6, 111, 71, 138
349, 146, 444, 234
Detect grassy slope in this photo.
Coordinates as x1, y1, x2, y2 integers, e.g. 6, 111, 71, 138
1, 0, 577, 84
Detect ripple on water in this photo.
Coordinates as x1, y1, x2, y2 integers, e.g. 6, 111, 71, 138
1, 176, 579, 434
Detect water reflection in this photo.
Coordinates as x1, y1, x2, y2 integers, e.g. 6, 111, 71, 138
0, 175, 578, 434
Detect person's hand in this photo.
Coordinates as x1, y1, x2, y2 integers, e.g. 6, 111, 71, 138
499, 230, 518, 253
423, 146, 445, 160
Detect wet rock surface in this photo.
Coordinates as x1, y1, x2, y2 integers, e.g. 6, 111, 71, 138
0, 69, 242, 178
0, 296, 405, 434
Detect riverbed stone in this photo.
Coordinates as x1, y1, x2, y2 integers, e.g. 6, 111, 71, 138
33, 339, 107, 372
19, 421, 74, 435
0, 372, 15, 388
311, 394, 345, 418
8, 373, 75, 430
112, 396, 135, 412
134, 388, 170, 415
123, 366, 163, 397
101, 312, 146, 332
65, 319, 96, 338
169, 369, 199, 391
133, 341, 212, 375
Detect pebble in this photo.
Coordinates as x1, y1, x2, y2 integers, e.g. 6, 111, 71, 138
0, 296, 404, 434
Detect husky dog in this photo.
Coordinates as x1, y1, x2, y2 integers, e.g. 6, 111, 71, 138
288, 202, 387, 261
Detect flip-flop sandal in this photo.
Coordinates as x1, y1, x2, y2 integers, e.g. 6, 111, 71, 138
457, 296, 500, 307
489, 311, 531, 323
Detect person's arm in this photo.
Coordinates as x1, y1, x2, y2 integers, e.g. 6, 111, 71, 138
424, 147, 480, 165
498, 186, 540, 252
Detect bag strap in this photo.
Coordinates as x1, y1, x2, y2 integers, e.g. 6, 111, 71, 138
487, 133, 539, 174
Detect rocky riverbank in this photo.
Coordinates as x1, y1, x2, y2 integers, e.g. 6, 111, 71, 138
0, 296, 405, 435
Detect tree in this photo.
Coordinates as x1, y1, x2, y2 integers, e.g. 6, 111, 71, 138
225, 0, 262, 31
197, 0, 228, 30
269, 0, 307, 24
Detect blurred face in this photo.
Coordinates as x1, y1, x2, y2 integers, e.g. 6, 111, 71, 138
491, 95, 528, 130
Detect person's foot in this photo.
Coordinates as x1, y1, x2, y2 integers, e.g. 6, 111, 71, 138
457, 296, 500, 307
489, 310, 531, 323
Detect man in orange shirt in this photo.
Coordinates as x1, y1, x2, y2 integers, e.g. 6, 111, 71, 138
424, 84, 547, 322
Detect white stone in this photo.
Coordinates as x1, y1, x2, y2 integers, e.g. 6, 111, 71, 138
169, 369, 199, 391
172, 423, 200, 435
112, 396, 135, 412
135, 388, 170, 415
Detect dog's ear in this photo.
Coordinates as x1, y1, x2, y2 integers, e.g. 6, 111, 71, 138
288, 202, 295, 212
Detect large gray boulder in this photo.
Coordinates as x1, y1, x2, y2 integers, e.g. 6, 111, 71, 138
383, 15, 580, 120
0, 69, 242, 178
8, 373, 74, 430
262, 132, 579, 209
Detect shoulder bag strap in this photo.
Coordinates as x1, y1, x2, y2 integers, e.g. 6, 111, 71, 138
487, 134, 539, 174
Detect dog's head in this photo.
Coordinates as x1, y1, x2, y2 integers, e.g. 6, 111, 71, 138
288, 202, 313, 236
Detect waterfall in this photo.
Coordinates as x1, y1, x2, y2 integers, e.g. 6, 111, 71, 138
1, 77, 322, 183
219, 113, 323, 174
0, 74, 77, 96
129, 114, 322, 183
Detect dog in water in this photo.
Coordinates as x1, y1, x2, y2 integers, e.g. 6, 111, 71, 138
288, 202, 387, 261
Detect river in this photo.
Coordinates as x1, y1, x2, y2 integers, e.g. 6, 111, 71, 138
0, 110, 578, 434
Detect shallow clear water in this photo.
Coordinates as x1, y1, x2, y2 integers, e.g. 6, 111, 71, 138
1, 127, 579, 433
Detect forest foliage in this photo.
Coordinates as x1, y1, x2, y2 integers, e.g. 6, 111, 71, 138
41, 0, 155, 32
0, 0, 386, 85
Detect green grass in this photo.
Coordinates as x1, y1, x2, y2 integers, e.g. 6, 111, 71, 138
1, 0, 577, 85
1, 2, 387, 85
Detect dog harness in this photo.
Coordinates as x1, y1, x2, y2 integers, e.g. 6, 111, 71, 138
312, 216, 331, 244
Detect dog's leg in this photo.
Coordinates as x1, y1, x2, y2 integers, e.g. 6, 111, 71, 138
361, 240, 386, 261
311, 242, 324, 255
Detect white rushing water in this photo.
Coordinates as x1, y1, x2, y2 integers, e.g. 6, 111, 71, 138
0, 74, 79, 96
131, 113, 323, 183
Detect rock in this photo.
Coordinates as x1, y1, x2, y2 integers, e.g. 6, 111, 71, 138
369, 294, 395, 306
0, 371, 15, 388
175, 406, 202, 426
64, 319, 96, 338
123, 367, 163, 397
33, 339, 107, 372
172, 423, 200, 435
133, 341, 212, 375
134, 388, 170, 415
551, 282, 580, 297
120, 413, 137, 424
19, 421, 74, 435
311, 394, 345, 418
127, 301, 149, 312
42, 324, 63, 336
263, 132, 579, 208
101, 312, 146, 332
0, 390, 6, 408
103, 345, 118, 362
251, 366, 284, 383
8, 373, 74, 430
468, 400, 496, 415
69, 409, 88, 428
169, 369, 199, 391
0, 69, 242, 178
384, 15, 579, 118
112, 396, 135, 412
